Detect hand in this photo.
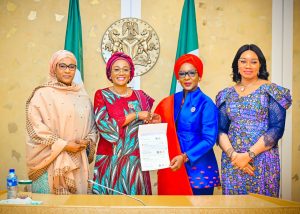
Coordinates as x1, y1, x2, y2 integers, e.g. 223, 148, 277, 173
64, 140, 83, 153
79, 139, 90, 149
149, 113, 161, 124
231, 152, 252, 170
169, 155, 184, 171
137, 111, 152, 124
240, 163, 255, 176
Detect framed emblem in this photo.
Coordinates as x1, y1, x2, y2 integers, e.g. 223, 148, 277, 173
101, 18, 160, 76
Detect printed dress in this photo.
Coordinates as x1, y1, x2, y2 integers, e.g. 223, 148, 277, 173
92, 88, 153, 195
216, 83, 292, 197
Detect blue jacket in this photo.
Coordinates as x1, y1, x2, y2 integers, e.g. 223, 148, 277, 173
174, 87, 220, 189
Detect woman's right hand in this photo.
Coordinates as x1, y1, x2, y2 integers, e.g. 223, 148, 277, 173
64, 140, 85, 153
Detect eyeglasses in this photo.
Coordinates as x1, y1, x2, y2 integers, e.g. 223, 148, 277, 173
178, 70, 197, 79
238, 59, 259, 67
58, 63, 77, 71
112, 67, 131, 74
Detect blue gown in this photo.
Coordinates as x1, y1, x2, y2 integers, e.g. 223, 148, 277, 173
216, 83, 292, 196
174, 87, 220, 189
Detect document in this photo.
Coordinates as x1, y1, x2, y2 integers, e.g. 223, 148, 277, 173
138, 123, 170, 171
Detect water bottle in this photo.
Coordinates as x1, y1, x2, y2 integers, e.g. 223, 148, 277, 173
7, 168, 18, 199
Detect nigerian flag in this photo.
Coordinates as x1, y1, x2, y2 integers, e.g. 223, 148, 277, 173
64, 0, 83, 84
170, 0, 199, 94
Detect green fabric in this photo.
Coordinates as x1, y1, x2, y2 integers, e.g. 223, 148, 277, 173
32, 172, 50, 194
170, 0, 199, 94
64, 0, 84, 81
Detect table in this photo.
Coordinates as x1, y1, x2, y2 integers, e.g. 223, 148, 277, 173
0, 191, 299, 214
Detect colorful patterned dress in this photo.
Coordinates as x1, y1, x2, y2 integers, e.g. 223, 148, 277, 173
216, 83, 292, 197
92, 88, 153, 195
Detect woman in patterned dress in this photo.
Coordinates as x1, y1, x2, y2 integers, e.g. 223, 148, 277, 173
155, 54, 220, 195
26, 50, 98, 194
216, 44, 292, 197
92, 52, 160, 195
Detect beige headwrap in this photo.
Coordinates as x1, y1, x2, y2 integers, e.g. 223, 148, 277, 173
49, 50, 77, 79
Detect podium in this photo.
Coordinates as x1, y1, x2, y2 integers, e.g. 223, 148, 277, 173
1, 191, 300, 214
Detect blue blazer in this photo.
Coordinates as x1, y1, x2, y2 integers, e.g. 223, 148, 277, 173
174, 87, 220, 188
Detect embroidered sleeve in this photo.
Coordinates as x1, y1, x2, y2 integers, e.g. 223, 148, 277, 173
263, 96, 287, 147
217, 101, 230, 144
216, 87, 231, 108
266, 83, 292, 109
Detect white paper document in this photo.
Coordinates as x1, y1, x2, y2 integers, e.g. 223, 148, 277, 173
138, 123, 170, 171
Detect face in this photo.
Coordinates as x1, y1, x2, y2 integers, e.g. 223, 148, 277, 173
55, 57, 76, 86
178, 63, 200, 92
110, 59, 131, 86
238, 50, 260, 81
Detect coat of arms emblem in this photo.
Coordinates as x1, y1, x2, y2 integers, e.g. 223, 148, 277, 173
101, 18, 160, 76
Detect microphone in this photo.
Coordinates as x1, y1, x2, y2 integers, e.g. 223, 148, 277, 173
87, 180, 146, 206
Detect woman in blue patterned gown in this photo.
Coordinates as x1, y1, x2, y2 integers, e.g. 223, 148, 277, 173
216, 44, 292, 197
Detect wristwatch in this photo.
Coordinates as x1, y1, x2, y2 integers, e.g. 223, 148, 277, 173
181, 153, 189, 163
247, 149, 256, 159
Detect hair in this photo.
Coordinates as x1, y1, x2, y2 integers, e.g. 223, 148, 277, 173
231, 44, 269, 83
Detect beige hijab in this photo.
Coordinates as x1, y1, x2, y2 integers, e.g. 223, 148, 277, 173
26, 50, 97, 194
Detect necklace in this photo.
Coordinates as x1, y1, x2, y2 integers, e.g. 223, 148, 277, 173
110, 87, 129, 97
239, 79, 259, 92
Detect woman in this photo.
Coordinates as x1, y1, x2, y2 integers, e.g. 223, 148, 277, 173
26, 50, 98, 194
216, 44, 292, 197
92, 52, 159, 195
155, 54, 220, 195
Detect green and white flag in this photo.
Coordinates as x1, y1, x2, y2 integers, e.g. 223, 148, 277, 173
64, 0, 83, 84
170, 0, 199, 94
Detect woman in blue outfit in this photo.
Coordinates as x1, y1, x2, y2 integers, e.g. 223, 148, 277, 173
216, 44, 292, 196
155, 54, 220, 195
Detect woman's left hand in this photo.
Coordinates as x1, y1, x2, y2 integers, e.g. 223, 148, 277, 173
137, 111, 152, 123
149, 113, 161, 124
170, 155, 184, 171
78, 139, 90, 149
231, 152, 251, 169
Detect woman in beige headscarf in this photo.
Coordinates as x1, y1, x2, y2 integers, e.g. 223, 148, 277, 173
26, 50, 98, 194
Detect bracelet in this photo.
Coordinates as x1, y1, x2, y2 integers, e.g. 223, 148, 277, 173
229, 151, 236, 159
181, 153, 189, 163
226, 148, 235, 158
135, 111, 139, 120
